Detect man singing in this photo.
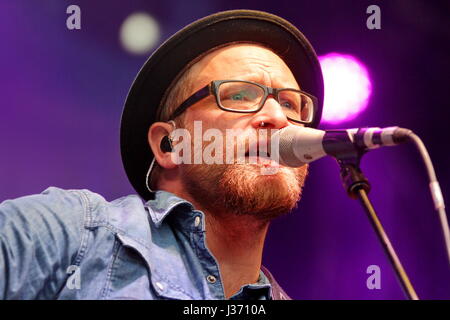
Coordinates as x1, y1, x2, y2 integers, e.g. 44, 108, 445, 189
0, 10, 323, 299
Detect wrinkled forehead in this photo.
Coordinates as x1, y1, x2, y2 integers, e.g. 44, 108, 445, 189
187, 43, 299, 89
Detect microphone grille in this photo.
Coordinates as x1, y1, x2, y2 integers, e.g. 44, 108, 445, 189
273, 126, 306, 167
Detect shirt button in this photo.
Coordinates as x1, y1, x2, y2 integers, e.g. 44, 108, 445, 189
194, 216, 201, 227
206, 275, 217, 284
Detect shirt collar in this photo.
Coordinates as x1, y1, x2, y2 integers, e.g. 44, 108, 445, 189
229, 270, 272, 300
144, 190, 195, 228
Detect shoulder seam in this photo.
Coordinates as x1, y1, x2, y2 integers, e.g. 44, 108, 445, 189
69, 190, 91, 266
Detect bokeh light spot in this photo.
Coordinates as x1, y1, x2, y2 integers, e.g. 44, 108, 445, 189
319, 53, 372, 123
120, 12, 160, 55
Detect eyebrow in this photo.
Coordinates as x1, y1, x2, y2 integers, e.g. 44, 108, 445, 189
229, 73, 300, 90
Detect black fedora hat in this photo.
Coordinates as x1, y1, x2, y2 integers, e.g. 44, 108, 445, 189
120, 9, 324, 201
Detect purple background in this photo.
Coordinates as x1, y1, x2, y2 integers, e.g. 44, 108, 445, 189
1, 1, 449, 299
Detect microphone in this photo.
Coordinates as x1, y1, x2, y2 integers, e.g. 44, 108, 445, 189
272, 126, 413, 167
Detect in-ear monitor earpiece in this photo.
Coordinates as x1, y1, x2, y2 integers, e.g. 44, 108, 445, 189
160, 135, 173, 153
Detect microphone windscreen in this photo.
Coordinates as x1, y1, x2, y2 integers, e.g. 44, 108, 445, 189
272, 126, 326, 167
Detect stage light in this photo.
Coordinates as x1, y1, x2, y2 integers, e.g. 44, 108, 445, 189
120, 12, 160, 55
319, 53, 372, 124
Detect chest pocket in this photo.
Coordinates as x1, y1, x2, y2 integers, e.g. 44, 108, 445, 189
109, 229, 203, 300
103, 243, 157, 300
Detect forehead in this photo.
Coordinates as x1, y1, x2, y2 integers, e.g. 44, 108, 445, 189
187, 43, 299, 90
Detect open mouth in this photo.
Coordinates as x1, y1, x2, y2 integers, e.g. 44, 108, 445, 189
230, 139, 280, 171
242, 141, 275, 165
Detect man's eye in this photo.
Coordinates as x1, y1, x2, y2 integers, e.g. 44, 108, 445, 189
280, 101, 296, 110
231, 92, 245, 100
225, 90, 254, 101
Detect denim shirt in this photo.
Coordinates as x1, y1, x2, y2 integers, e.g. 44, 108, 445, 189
0, 187, 290, 300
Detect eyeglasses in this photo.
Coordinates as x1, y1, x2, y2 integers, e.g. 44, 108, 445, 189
168, 80, 318, 125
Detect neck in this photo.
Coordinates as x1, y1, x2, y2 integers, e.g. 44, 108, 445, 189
204, 211, 269, 298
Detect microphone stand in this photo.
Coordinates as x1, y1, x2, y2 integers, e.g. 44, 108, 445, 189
335, 146, 419, 300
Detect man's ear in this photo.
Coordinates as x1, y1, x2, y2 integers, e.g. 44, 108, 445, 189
148, 122, 177, 169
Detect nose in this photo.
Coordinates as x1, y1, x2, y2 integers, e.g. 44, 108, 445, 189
250, 97, 289, 129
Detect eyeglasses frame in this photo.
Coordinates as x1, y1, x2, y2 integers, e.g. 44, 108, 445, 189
168, 80, 318, 125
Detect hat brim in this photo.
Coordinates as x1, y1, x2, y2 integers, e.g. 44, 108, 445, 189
120, 9, 324, 201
